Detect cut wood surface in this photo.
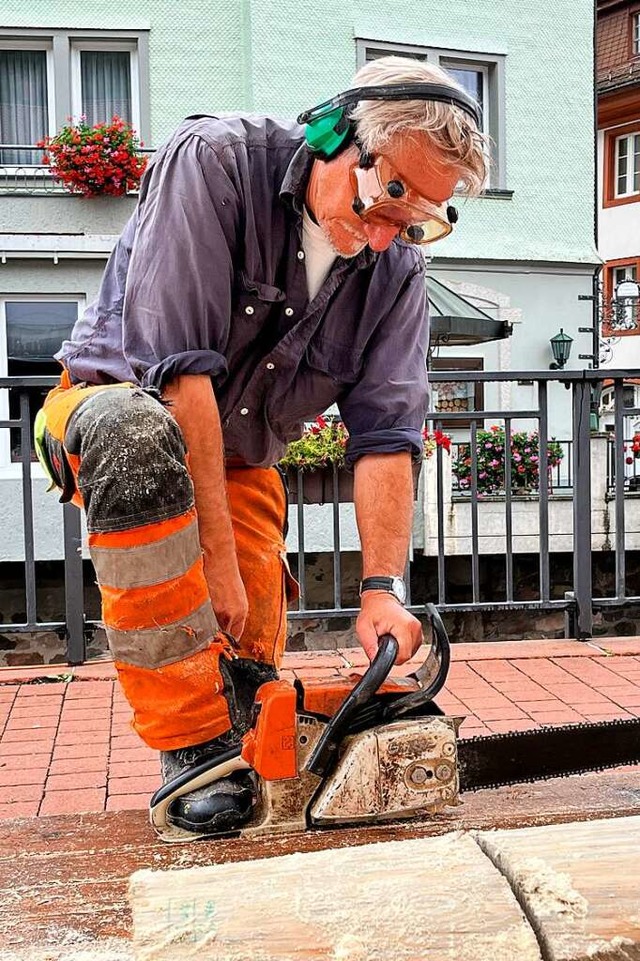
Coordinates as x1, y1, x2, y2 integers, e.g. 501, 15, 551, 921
477, 815, 640, 961
130, 833, 542, 961
3, 771, 639, 960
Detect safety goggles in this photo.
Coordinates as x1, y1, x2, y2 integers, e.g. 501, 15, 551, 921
349, 153, 457, 245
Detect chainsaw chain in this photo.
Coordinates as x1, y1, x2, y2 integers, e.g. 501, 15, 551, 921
459, 717, 640, 792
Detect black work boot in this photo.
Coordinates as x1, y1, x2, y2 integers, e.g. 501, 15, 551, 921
161, 730, 255, 835
219, 657, 279, 735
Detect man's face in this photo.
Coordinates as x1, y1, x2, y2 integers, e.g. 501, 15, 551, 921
305, 131, 461, 257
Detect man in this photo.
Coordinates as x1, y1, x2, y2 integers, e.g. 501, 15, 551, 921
38, 56, 487, 837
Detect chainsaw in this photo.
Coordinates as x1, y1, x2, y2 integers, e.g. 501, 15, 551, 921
150, 606, 640, 842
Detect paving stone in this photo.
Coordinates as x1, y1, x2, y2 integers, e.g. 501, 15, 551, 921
476, 815, 640, 961
39, 788, 106, 816
130, 833, 543, 960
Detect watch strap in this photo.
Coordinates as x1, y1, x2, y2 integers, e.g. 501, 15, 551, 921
360, 577, 397, 593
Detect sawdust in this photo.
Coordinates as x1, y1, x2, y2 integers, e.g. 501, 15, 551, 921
0, 937, 133, 961
505, 856, 590, 920
583, 936, 640, 960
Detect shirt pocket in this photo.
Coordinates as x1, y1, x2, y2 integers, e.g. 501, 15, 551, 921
235, 272, 286, 321
306, 333, 363, 385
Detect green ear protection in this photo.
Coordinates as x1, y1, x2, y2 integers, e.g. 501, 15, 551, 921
297, 82, 482, 161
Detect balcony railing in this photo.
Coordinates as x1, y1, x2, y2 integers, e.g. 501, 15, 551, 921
0, 144, 155, 195
2, 370, 640, 662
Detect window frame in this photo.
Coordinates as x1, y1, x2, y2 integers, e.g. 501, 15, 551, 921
0, 38, 57, 165
0, 27, 150, 148
355, 39, 507, 190
631, 9, 640, 57
0, 294, 83, 468
602, 257, 640, 337
604, 121, 640, 207
70, 38, 141, 131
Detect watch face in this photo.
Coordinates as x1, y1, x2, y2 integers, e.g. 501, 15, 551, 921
392, 576, 407, 605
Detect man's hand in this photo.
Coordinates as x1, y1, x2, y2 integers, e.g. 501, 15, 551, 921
203, 553, 249, 641
356, 590, 423, 665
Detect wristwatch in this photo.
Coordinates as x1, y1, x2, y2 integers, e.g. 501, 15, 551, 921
359, 576, 407, 605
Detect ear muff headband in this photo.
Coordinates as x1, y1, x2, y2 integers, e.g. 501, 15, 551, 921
298, 83, 482, 160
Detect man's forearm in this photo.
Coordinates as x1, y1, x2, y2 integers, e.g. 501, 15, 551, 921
354, 451, 414, 577
162, 374, 237, 565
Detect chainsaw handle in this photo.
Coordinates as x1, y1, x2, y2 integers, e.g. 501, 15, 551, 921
305, 633, 399, 777
379, 603, 450, 721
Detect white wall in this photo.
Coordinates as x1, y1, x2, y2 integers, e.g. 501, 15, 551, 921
597, 128, 640, 370
597, 129, 640, 263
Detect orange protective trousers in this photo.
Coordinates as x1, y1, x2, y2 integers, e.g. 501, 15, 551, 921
39, 372, 295, 750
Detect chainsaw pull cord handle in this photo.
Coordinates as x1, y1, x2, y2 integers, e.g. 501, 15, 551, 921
305, 634, 399, 778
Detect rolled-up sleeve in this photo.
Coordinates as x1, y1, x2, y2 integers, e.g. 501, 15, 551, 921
123, 134, 240, 389
339, 259, 429, 468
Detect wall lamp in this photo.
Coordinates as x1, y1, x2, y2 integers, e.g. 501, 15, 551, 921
549, 328, 573, 370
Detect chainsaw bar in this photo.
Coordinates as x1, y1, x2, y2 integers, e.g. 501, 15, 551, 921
458, 717, 640, 792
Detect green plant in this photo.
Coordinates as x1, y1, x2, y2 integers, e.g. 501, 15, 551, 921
279, 416, 349, 470
39, 116, 147, 197
280, 418, 452, 470
452, 426, 563, 494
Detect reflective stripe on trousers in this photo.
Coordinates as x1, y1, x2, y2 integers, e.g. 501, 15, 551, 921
39, 372, 297, 750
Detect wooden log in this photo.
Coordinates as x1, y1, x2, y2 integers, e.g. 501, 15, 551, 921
130, 832, 542, 961
476, 814, 640, 961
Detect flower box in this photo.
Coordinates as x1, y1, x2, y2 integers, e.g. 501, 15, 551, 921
280, 419, 451, 506
39, 116, 147, 197
285, 466, 354, 505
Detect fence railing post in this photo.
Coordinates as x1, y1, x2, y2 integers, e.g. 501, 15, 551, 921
571, 379, 593, 639
63, 503, 86, 664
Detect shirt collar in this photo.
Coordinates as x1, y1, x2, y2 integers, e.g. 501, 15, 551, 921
279, 143, 377, 270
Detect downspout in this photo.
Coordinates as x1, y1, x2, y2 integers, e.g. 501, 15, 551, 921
592, 0, 603, 376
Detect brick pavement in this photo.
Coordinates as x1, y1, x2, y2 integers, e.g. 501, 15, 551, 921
1, 637, 639, 818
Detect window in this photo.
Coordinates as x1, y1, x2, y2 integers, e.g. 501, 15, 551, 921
603, 259, 640, 335
441, 61, 488, 133
0, 28, 149, 166
430, 357, 484, 431
615, 131, 640, 197
71, 41, 139, 130
604, 123, 640, 206
633, 12, 640, 56
0, 41, 54, 164
356, 40, 506, 188
0, 298, 80, 466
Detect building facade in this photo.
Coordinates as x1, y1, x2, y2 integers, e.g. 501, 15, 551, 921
0, 0, 598, 562
596, 0, 640, 433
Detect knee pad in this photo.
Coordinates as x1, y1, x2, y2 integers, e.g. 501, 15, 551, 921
65, 387, 194, 532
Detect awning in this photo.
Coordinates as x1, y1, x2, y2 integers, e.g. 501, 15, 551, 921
427, 276, 513, 346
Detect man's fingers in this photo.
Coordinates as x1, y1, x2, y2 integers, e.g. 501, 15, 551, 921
356, 617, 381, 662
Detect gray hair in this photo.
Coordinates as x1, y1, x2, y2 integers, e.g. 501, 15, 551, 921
350, 56, 490, 195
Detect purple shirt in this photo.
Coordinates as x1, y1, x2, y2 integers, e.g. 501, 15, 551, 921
58, 115, 429, 468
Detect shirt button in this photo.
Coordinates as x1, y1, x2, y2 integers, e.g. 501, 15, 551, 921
297, 250, 305, 260
284, 307, 294, 317
245, 305, 255, 315
266, 362, 275, 370
240, 407, 249, 416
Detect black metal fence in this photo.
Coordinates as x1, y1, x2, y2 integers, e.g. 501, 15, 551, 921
2, 371, 640, 663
